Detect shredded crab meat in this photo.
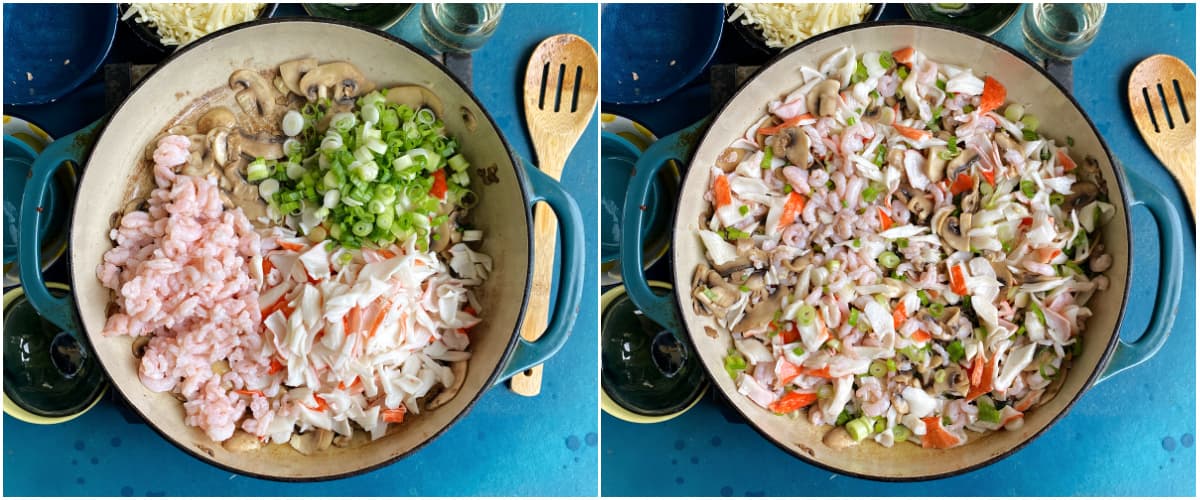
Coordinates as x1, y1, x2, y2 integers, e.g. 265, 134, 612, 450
699, 47, 1113, 449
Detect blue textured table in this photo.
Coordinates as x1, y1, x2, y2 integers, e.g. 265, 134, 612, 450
3, 4, 598, 496
601, 3, 1196, 496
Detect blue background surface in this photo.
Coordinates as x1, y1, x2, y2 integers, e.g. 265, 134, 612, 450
3, 3, 599, 496
601, 3, 1197, 496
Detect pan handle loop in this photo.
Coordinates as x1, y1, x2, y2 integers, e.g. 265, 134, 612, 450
494, 158, 586, 384
620, 118, 708, 333
1095, 166, 1184, 384
19, 120, 103, 337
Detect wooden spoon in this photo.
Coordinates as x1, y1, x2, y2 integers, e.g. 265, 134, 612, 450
1128, 54, 1196, 216
509, 34, 598, 396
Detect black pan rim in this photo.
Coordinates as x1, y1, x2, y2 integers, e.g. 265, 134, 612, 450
66, 16, 535, 482
668, 19, 1132, 482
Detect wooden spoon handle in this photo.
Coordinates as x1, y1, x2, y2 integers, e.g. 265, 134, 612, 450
509, 203, 559, 396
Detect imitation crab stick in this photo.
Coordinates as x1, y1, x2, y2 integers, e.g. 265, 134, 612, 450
921, 416, 964, 449
893, 124, 931, 141
713, 174, 733, 207
1057, 150, 1077, 172
892, 47, 915, 66
965, 353, 995, 401
777, 360, 803, 387
949, 263, 968, 296
277, 240, 306, 252
912, 329, 932, 343
978, 76, 1006, 115
950, 172, 975, 195
778, 192, 808, 230
758, 113, 815, 136
892, 303, 907, 329
878, 207, 893, 231
768, 391, 818, 414
381, 407, 407, 423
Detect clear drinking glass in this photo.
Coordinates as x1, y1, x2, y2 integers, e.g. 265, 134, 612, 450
419, 3, 504, 54
1021, 3, 1107, 61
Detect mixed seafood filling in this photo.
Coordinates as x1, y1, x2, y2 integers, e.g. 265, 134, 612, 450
99, 59, 490, 453
695, 46, 1113, 449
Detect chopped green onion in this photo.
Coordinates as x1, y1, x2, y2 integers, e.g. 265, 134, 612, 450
1049, 192, 1065, 205
739, 205, 749, 216
1071, 339, 1083, 357
1029, 300, 1047, 325
869, 89, 880, 100
792, 346, 805, 356
878, 251, 900, 269
761, 146, 774, 169
724, 349, 747, 380
873, 146, 886, 166
933, 368, 948, 384
796, 304, 817, 326
1020, 114, 1040, 131
1004, 103, 1025, 122
1041, 147, 1052, 161
978, 396, 1001, 423
1020, 179, 1037, 198
847, 116, 857, 126
1022, 129, 1039, 141
783, 184, 793, 194
880, 51, 896, 69
929, 302, 945, 317
886, 359, 897, 373
1067, 136, 1075, 147
947, 339, 965, 363
897, 238, 909, 249
893, 425, 911, 442
962, 104, 975, 114
862, 185, 880, 202
917, 290, 930, 305
851, 61, 869, 84
848, 308, 860, 327
898, 65, 909, 80
852, 238, 862, 248
868, 360, 887, 378
835, 408, 853, 426
246, 159, 270, 182
846, 417, 872, 442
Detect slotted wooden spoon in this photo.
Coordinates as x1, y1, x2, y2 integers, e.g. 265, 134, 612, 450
509, 34, 598, 396
1128, 54, 1196, 216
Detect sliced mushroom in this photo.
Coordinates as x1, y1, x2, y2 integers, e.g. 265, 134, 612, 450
289, 428, 334, 455
934, 206, 972, 253
384, 85, 444, 118
823, 426, 857, 449
990, 261, 1016, 287
781, 255, 812, 273
197, 107, 238, 134
223, 431, 262, 452
906, 194, 933, 223
693, 265, 742, 317
959, 175, 981, 212
915, 354, 944, 386
994, 131, 1020, 152
772, 127, 810, 167
925, 146, 947, 183
333, 430, 370, 448
946, 148, 978, 179
806, 79, 841, 118
229, 130, 286, 161
886, 148, 906, 170
132, 336, 151, 358
716, 147, 745, 172
1064, 181, 1100, 212
168, 124, 198, 136
712, 254, 754, 276
279, 57, 319, 96
229, 69, 279, 128
863, 105, 895, 125
933, 364, 970, 396
732, 286, 787, 334
208, 127, 231, 166
427, 360, 468, 409
299, 62, 371, 104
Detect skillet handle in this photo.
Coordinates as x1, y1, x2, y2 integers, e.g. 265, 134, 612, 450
494, 159, 585, 384
19, 120, 102, 336
620, 118, 708, 331
1095, 167, 1184, 384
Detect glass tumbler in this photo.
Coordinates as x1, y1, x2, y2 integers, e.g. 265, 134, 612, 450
1021, 3, 1107, 61
419, 3, 504, 54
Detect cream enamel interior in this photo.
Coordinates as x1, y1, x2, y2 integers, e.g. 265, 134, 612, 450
672, 24, 1130, 479
69, 20, 530, 479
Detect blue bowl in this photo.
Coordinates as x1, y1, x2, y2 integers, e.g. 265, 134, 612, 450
600, 3, 724, 105
3, 3, 118, 105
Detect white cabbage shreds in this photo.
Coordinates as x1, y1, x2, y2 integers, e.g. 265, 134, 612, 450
256, 238, 480, 444
97, 135, 265, 442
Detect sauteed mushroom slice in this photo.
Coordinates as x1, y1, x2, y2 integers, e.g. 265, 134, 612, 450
197, 107, 238, 134
1064, 181, 1100, 212
427, 360, 468, 409
692, 265, 741, 316
300, 62, 372, 104
933, 206, 972, 253
716, 147, 746, 172
959, 175, 982, 212
732, 286, 787, 334
946, 148, 978, 180
384, 85, 445, 119
229, 130, 286, 161
229, 69, 279, 128
223, 431, 262, 452
823, 426, 857, 449
925, 146, 947, 183
807, 79, 841, 118
906, 194, 933, 223
933, 363, 970, 397
289, 428, 334, 455
862, 104, 895, 125
279, 57, 319, 96
772, 127, 810, 167
781, 255, 812, 273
